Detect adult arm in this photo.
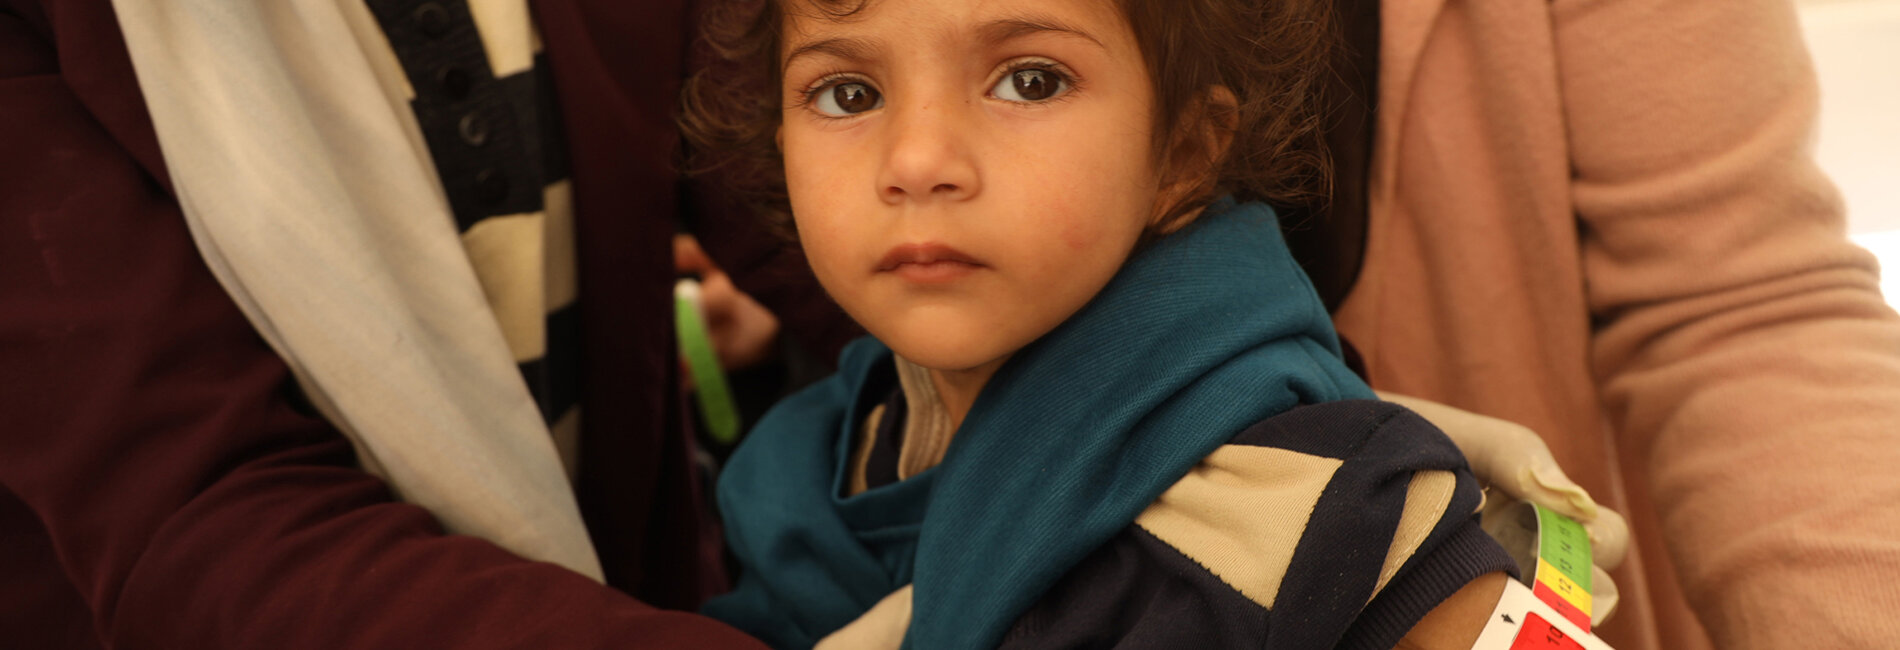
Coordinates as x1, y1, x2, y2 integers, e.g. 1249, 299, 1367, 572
1555, 0, 1900, 645
0, 3, 762, 648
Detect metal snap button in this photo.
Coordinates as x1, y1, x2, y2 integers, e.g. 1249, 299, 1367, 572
413, 3, 452, 38
437, 66, 472, 101
458, 113, 489, 147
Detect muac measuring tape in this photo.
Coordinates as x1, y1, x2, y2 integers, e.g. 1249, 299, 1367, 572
675, 279, 741, 445
1473, 499, 1616, 650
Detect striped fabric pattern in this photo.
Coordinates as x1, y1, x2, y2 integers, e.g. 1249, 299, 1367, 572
363, 0, 581, 473
1000, 400, 1517, 649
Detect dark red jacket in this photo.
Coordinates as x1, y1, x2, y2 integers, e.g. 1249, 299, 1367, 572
0, 0, 850, 647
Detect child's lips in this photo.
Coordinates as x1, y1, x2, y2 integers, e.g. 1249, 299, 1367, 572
876, 243, 986, 283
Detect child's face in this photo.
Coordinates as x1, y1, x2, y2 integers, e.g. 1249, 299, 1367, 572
780, 0, 1162, 374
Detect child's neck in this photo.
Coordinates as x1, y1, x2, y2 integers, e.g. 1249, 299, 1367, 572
925, 355, 1011, 433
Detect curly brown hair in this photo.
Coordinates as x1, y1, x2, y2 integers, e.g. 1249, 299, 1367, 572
679, 0, 1338, 237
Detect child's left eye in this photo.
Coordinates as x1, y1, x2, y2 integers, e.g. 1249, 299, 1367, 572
991, 67, 1070, 103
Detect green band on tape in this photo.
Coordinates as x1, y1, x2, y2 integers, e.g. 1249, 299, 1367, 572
1534, 503, 1593, 593
676, 281, 741, 445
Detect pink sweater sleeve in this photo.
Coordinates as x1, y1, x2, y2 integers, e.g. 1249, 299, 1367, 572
1556, 0, 1900, 645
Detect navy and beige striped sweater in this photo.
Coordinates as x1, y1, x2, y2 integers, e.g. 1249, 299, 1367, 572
854, 364, 1519, 649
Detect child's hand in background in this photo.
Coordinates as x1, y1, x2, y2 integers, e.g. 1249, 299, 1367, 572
675, 234, 781, 372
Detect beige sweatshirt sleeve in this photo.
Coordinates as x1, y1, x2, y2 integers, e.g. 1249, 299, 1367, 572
1555, 0, 1900, 645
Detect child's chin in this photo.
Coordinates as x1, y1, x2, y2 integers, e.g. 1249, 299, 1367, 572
889, 348, 988, 373
884, 338, 1011, 375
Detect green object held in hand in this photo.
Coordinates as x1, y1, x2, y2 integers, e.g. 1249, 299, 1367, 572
676, 279, 741, 445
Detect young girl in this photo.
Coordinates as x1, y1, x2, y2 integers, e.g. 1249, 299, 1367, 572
682, 0, 1519, 647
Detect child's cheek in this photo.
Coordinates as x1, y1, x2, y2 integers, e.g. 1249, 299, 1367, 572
1058, 219, 1098, 253
1049, 201, 1142, 258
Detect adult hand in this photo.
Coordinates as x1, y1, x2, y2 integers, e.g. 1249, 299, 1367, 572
674, 234, 782, 371
1377, 391, 1630, 626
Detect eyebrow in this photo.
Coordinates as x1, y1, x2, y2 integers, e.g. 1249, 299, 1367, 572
783, 37, 878, 74
975, 14, 1106, 50
781, 13, 1107, 73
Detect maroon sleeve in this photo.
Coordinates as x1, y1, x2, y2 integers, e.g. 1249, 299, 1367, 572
0, 2, 762, 648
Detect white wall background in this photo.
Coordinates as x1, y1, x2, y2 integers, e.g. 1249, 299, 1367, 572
1798, 0, 1900, 302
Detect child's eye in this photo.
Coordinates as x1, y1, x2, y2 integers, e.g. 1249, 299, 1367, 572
810, 81, 884, 116
991, 67, 1070, 103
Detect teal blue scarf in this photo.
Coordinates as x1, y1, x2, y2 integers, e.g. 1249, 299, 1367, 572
704, 199, 1374, 649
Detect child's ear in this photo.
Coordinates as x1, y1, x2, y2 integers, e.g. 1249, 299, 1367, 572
1150, 86, 1240, 234
1198, 85, 1239, 166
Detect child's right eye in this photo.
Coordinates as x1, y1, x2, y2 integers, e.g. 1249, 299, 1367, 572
811, 81, 884, 117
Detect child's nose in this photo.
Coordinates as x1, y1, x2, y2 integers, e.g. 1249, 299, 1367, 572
877, 101, 980, 205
